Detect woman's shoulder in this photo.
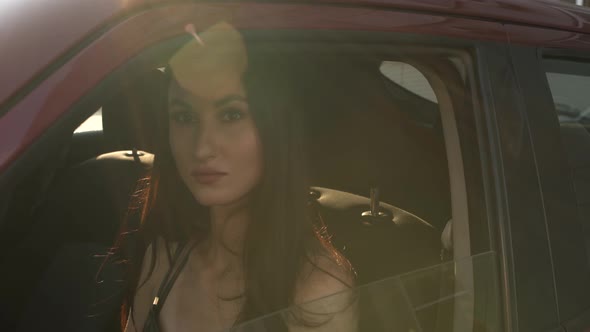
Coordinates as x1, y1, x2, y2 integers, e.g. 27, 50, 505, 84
295, 252, 355, 306
288, 253, 358, 331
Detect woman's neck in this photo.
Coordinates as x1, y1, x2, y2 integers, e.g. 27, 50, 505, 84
197, 203, 248, 276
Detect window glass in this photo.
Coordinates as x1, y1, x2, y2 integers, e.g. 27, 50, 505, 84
545, 66, 590, 268
379, 61, 440, 128
546, 72, 590, 124
380, 61, 438, 103
233, 253, 501, 332
74, 108, 102, 133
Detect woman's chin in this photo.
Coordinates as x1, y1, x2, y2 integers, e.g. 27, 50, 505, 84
193, 192, 241, 208
194, 197, 227, 207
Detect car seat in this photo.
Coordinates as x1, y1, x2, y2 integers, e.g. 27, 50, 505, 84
14, 69, 165, 332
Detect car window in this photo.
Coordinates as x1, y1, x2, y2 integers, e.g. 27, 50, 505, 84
74, 108, 103, 133
380, 61, 438, 103
545, 62, 590, 262
379, 61, 440, 128
233, 252, 500, 332
542, 58, 590, 327
1, 11, 495, 331
103, 36, 489, 330
546, 72, 590, 124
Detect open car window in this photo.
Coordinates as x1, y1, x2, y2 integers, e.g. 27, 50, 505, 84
0, 7, 493, 329
233, 252, 500, 332
380, 61, 437, 104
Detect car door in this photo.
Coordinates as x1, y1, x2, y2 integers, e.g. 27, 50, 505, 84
507, 21, 590, 332
0, 1, 511, 331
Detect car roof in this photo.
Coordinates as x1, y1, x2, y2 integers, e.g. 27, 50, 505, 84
1, 0, 589, 111
332, 0, 590, 34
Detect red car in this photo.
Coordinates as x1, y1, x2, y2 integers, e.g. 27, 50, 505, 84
2, 1, 590, 331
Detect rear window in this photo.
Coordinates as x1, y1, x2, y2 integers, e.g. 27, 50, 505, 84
380, 61, 437, 103
74, 108, 102, 133
546, 72, 590, 124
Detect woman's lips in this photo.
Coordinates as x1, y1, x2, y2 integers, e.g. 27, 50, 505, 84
191, 170, 227, 185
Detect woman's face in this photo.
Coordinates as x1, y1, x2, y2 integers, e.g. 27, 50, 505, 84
167, 75, 263, 207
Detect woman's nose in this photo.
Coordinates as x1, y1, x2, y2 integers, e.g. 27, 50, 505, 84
193, 121, 217, 161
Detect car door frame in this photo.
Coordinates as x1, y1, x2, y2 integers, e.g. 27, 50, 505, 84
481, 27, 570, 332
508, 24, 590, 331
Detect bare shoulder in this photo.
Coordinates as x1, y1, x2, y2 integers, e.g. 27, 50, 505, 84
288, 253, 359, 332
295, 252, 355, 305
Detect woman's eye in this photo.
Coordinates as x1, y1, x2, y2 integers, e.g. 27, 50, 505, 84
221, 109, 244, 122
170, 111, 196, 124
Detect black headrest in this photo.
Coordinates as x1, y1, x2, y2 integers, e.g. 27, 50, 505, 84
102, 69, 167, 153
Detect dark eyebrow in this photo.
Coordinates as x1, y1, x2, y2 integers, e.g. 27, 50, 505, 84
214, 95, 247, 108
168, 98, 192, 111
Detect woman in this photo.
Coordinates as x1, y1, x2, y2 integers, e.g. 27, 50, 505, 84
119, 22, 357, 332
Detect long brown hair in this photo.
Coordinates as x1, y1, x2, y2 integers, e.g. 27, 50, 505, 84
116, 46, 352, 330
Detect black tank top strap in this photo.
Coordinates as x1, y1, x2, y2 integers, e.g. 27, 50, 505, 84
143, 239, 196, 332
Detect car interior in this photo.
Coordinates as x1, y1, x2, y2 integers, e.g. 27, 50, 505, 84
0, 33, 468, 331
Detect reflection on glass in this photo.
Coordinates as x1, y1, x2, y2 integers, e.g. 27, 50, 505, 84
380, 61, 438, 103
233, 252, 500, 332
546, 72, 590, 125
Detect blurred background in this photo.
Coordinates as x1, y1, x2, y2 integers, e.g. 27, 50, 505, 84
561, 0, 590, 6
